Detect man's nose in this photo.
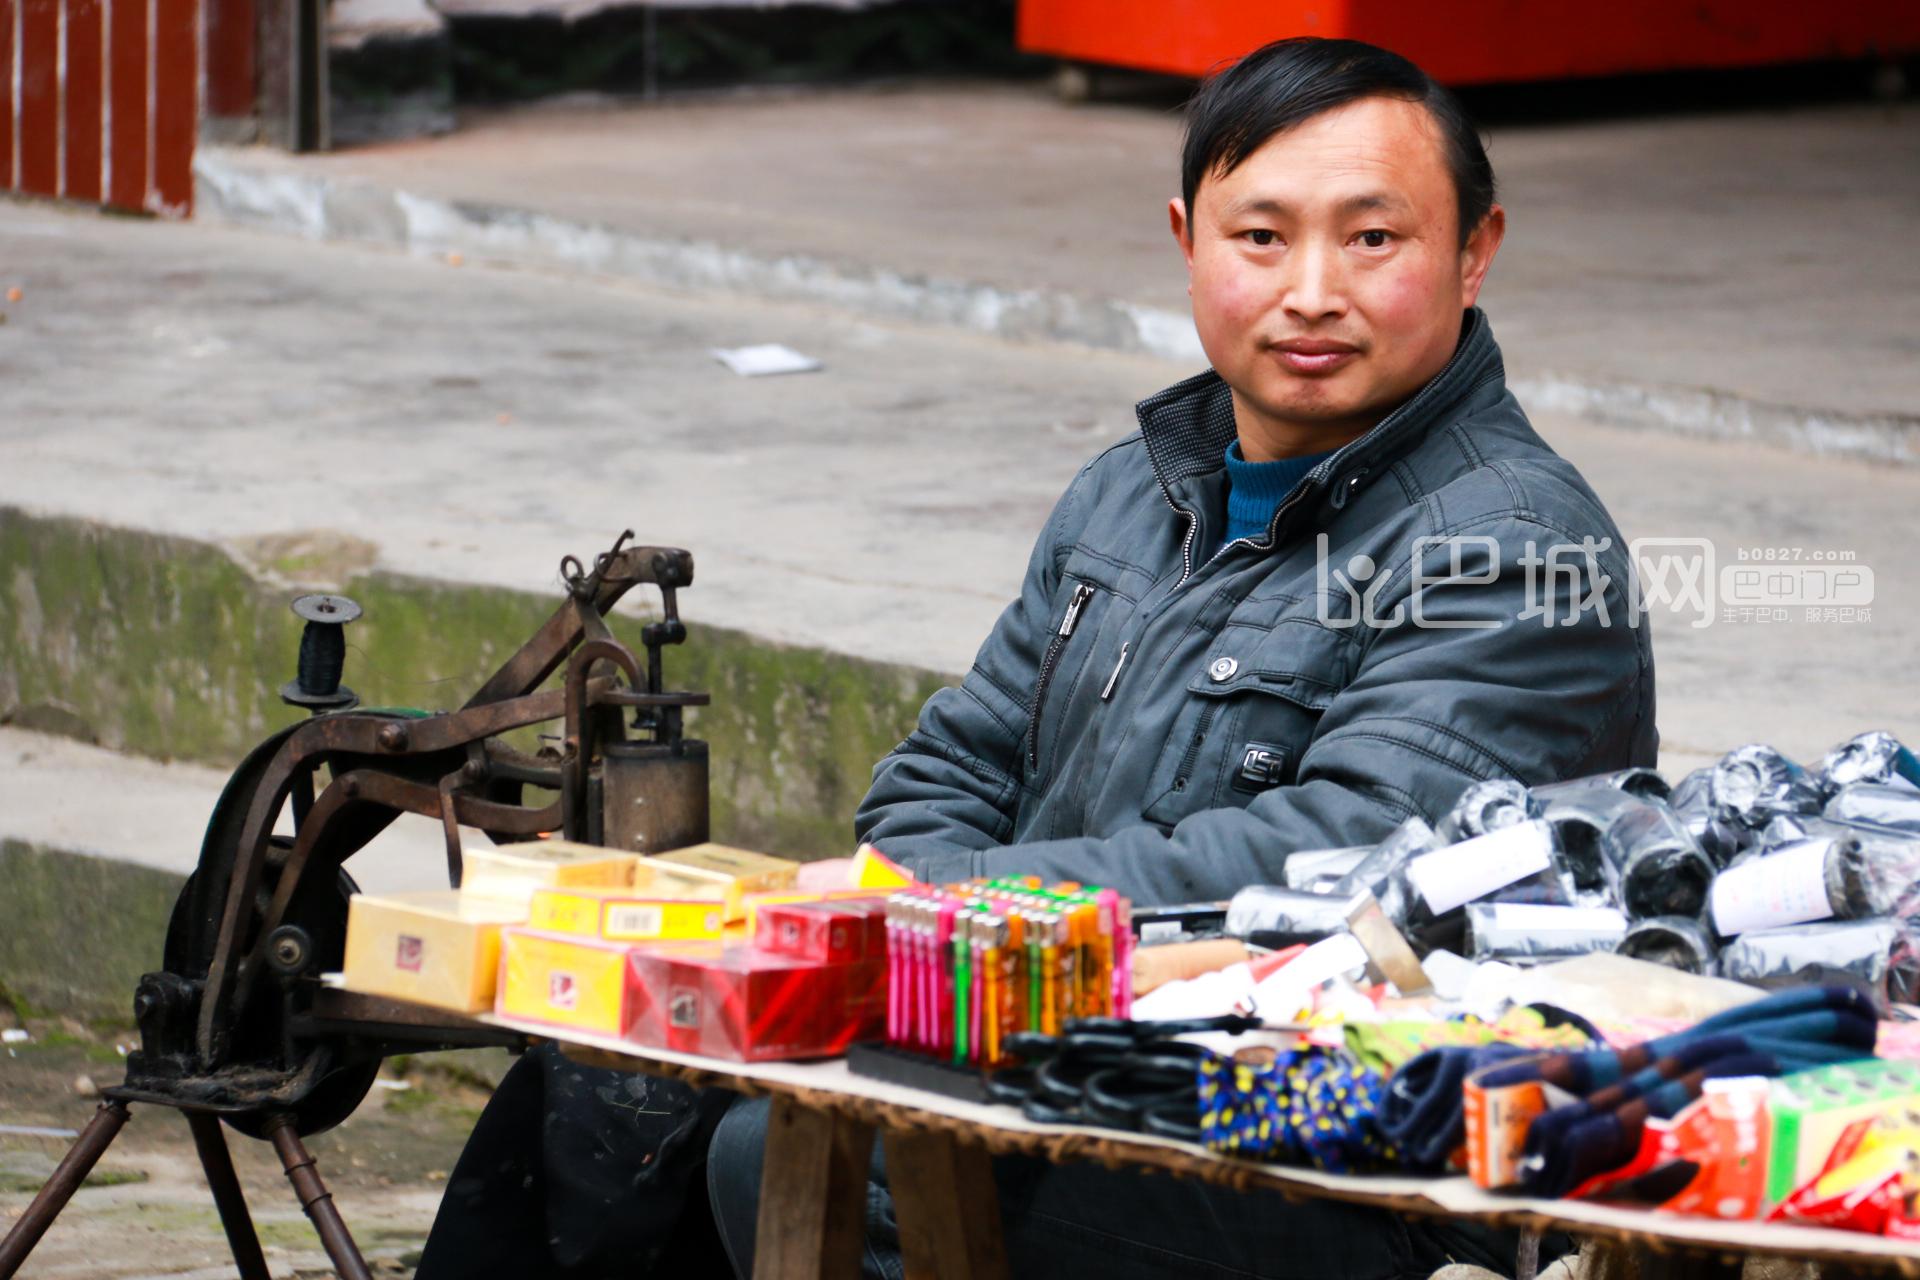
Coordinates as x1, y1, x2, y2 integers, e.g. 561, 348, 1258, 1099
1281, 239, 1347, 321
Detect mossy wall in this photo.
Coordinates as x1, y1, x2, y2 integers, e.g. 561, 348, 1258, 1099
0, 840, 185, 1023
0, 507, 954, 858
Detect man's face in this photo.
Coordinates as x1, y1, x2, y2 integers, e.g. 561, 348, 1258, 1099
1170, 94, 1504, 458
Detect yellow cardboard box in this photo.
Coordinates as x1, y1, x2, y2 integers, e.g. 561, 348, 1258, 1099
341, 891, 527, 1013
461, 839, 638, 905
528, 886, 727, 943
632, 844, 799, 922
496, 928, 646, 1038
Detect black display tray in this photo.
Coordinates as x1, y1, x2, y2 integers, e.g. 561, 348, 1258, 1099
845, 1041, 994, 1105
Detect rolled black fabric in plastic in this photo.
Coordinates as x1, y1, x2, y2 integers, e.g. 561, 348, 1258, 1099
1540, 789, 1715, 920
1668, 766, 1748, 868
1753, 813, 1920, 917
1282, 845, 1371, 892
1826, 783, 1920, 838
1706, 833, 1905, 937
1819, 732, 1920, 795
1719, 919, 1901, 1001
1616, 915, 1719, 974
1332, 816, 1442, 936
1531, 768, 1672, 804
1435, 778, 1539, 844
1336, 816, 1571, 955
1709, 744, 1824, 829
1224, 886, 1364, 939
1465, 902, 1628, 963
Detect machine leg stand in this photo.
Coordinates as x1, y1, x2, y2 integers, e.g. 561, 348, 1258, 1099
186, 1112, 271, 1280
0, 1099, 132, 1278
266, 1114, 372, 1280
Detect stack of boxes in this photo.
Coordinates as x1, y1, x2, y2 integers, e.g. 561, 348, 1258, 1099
339, 840, 913, 1062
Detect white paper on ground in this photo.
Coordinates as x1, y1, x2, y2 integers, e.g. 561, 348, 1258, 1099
709, 343, 823, 377
1710, 839, 1835, 935
1405, 820, 1554, 915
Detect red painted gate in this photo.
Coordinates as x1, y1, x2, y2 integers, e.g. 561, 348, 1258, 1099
1, 0, 210, 217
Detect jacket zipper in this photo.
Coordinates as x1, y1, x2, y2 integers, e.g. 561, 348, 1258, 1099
1025, 581, 1095, 770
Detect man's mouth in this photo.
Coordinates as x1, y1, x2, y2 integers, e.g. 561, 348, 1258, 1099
1268, 339, 1360, 376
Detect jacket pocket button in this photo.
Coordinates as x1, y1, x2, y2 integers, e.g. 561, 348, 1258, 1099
1208, 657, 1239, 682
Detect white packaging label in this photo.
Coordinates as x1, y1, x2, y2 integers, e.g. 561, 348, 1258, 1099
1710, 840, 1834, 935
604, 904, 665, 938
1476, 903, 1628, 935
1405, 820, 1554, 915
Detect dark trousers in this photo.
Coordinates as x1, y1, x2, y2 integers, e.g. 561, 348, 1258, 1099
705, 1095, 1552, 1280
413, 1041, 734, 1280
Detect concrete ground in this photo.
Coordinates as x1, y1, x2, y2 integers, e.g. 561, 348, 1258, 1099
194, 81, 1920, 456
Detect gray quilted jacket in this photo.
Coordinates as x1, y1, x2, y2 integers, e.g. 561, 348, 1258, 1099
856, 308, 1657, 905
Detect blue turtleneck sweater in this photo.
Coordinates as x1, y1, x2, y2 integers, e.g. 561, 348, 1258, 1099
1217, 441, 1336, 554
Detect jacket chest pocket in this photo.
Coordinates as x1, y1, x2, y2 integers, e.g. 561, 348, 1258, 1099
1140, 621, 1355, 829
1024, 577, 1123, 783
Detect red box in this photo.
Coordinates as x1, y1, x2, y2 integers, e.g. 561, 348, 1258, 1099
629, 944, 885, 1062
754, 898, 887, 965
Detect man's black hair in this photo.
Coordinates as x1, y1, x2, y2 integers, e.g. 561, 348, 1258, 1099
1181, 37, 1496, 247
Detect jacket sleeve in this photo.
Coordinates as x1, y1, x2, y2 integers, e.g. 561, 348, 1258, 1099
852, 465, 1090, 863
876, 513, 1653, 904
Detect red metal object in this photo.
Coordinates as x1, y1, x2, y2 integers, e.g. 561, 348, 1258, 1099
62, 0, 103, 202
16, 0, 57, 197
150, 0, 195, 215
204, 0, 255, 120
0, 0, 13, 189
1016, 0, 1920, 86
107, 0, 149, 210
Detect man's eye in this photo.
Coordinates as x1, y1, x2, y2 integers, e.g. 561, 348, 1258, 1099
1357, 230, 1392, 248
1245, 229, 1278, 247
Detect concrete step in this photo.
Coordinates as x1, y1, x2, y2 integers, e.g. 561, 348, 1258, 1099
193, 83, 1920, 463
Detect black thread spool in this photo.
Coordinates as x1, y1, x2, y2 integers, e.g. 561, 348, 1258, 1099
280, 594, 361, 712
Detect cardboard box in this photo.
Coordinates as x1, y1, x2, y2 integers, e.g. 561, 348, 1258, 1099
341, 891, 526, 1013
1765, 1059, 1920, 1204
632, 844, 799, 922
528, 886, 728, 943
462, 839, 638, 904
740, 887, 892, 935
850, 843, 915, 890
496, 928, 651, 1038
754, 898, 887, 965
628, 944, 885, 1062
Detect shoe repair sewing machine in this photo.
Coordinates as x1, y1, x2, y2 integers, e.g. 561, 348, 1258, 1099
0, 532, 712, 1280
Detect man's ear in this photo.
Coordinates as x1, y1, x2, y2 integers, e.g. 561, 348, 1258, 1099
1168, 197, 1195, 276
1459, 203, 1506, 308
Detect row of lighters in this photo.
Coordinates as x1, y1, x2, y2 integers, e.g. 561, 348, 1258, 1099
886, 879, 1133, 1069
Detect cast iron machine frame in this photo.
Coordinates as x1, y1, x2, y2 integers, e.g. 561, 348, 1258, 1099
0, 531, 710, 1280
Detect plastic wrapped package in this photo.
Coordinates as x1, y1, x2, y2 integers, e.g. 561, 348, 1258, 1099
1541, 789, 1716, 919
1531, 767, 1672, 804
1827, 784, 1920, 838
1464, 902, 1628, 963
1616, 915, 1719, 975
1668, 766, 1749, 869
1435, 778, 1539, 844
1754, 814, 1920, 911
1718, 919, 1903, 1001
1710, 832, 1920, 937
1819, 731, 1920, 795
1336, 816, 1571, 955
1224, 885, 1364, 941
1709, 744, 1824, 830
1281, 845, 1371, 892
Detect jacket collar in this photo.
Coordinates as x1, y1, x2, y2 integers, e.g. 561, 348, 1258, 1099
1134, 307, 1506, 525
